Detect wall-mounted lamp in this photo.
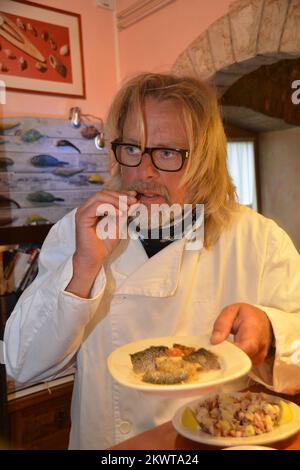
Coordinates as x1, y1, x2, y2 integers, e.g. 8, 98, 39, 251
69, 106, 81, 128
69, 107, 105, 149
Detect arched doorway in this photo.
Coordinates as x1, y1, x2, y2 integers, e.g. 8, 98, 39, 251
171, 0, 300, 251
172, 0, 298, 97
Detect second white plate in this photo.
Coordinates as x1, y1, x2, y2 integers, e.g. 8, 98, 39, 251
172, 392, 300, 447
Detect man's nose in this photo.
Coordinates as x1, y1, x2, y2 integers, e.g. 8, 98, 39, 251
138, 152, 159, 178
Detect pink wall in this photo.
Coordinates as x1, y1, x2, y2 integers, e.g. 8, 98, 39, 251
117, 0, 234, 80
2, 0, 118, 120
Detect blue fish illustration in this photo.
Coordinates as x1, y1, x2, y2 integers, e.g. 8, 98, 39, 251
56, 139, 81, 154
30, 154, 69, 167
21, 129, 43, 142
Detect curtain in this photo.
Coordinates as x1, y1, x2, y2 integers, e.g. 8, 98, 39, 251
227, 141, 257, 210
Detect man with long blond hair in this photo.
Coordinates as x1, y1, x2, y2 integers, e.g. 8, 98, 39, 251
4, 73, 300, 449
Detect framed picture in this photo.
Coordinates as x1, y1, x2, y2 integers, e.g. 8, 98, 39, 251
0, 0, 86, 98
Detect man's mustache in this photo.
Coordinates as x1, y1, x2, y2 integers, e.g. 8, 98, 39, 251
125, 181, 170, 203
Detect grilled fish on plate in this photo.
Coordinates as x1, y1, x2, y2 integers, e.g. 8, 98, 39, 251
130, 343, 220, 385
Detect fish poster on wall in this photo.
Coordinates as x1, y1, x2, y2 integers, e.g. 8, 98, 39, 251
0, 117, 109, 228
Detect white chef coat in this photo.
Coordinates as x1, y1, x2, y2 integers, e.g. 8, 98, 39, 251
4, 206, 300, 449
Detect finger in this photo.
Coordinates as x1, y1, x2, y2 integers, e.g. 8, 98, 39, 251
235, 340, 266, 367
233, 309, 268, 356
100, 188, 137, 196
210, 304, 241, 344
128, 201, 143, 217
80, 193, 134, 216
235, 331, 270, 366
80, 190, 137, 211
96, 204, 124, 218
100, 189, 137, 200
96, 213, 126, 240
93, 190, 137, 206
251, 350, 268, 368
234, 337, 261, 359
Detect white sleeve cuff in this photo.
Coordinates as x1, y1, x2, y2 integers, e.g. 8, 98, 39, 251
90, 266, 107, 298
251, 304, 300, 394
60, 257, 107, 301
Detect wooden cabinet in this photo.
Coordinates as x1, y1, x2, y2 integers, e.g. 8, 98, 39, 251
8, 381, 73, 450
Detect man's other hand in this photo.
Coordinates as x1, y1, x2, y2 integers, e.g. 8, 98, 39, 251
210, 303, 274, 367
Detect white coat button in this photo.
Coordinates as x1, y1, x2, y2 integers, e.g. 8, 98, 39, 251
119, 420, 132, 434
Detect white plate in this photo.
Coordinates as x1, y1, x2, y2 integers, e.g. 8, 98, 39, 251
172, 392, 300, 447
107, 335, 251, 397
223, 445, 276, 450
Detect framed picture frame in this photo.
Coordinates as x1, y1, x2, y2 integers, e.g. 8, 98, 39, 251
0, 0, 86, 98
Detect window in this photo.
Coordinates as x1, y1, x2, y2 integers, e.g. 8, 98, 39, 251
227, 141, 257, 211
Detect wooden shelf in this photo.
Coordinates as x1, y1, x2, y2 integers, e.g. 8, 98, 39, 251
0, 224, 53, 245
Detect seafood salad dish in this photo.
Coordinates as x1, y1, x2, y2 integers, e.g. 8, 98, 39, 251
130, 343, 221, 385
182, 392, 294, 438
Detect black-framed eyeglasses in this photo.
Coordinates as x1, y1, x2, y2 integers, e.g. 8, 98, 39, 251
111, 140, 189, 172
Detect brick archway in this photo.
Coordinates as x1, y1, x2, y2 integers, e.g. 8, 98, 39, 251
172, 0, 299, 96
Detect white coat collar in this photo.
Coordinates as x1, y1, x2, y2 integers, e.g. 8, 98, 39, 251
109, 237, 187, 297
